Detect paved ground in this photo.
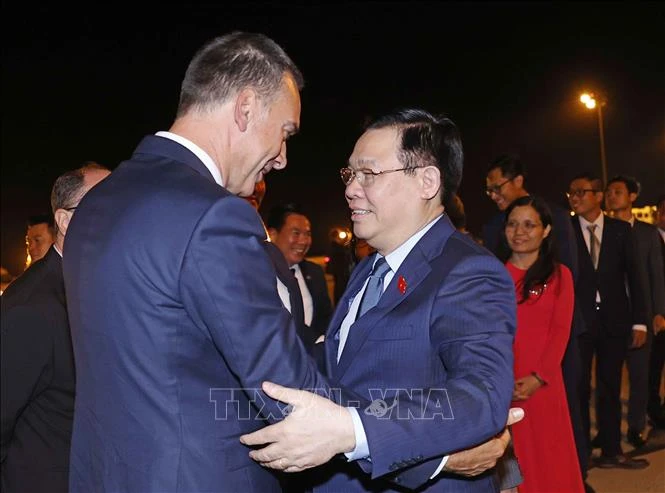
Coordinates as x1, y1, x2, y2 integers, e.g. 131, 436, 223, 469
586, 363, 665, 493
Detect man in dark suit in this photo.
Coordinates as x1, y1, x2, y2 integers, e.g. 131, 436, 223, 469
482, 154, 588, 478
649, 195, 665, 428
567, 173, 649, 469
267, 203, 333, 346
62, 33, 344, 493
605, 176, 665, 447
242, 109, 519, 492
1, 162, 109, 492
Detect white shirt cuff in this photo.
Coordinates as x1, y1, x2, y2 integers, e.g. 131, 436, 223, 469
632, 324, 647, 332
344, 407, 370, 461
429, 455, 450, 479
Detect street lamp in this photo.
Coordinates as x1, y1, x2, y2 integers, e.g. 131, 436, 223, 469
579, 92, 608, 186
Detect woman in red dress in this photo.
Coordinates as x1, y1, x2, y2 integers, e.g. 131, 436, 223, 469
502, 196, 584, 493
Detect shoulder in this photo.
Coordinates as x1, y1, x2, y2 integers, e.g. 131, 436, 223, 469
300, 260, 326, 279
605, 215, 631, 232
439, 232, 511, 281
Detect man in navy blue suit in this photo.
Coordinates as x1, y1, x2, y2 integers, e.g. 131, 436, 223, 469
242, 109, 518, 492
62, 32, 340, 493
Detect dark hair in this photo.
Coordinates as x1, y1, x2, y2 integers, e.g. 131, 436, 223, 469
446, 193, 466, 230
50, 162, 109, 214
657, 194, 665, 209
177, 31, 304, 117
487, 154, 525, 180
607, 175, 640, 196
500, 195, 560, 304
365, 108, 463, 206
570, 171, 603, 192
266, 202, 307, 231
27, 214, 54, 230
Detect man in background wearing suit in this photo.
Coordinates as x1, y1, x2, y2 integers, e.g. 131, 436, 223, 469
25, 214, 55, 266
1, 162, 109, 492
267, 203, 333, 346
649, 195, 665, 429
482, 154, 588, 478
567, 173, 648, 469
242, 109, 519, 492
605, 176, 665, 447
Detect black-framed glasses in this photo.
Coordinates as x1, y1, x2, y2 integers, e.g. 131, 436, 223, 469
566, 189, 599, 199
340, 167, 412, 187
485, 178, 512, 197
64, 206, 77, 211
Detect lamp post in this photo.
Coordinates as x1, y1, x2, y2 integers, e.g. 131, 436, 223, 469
580, 92, 608, 186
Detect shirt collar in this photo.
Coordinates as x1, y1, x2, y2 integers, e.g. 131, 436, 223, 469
53, 244, 63, 258
155, 131, 223, 186
373, 215, 443, 273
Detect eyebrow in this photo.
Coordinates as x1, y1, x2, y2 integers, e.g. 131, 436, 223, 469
284, 122, 299, 137
348, 158, 376, 167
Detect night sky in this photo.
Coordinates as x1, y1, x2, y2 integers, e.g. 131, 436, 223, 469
3, 2, 664, 275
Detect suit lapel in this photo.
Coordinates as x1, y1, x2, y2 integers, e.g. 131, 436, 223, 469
324, 258, 372, 377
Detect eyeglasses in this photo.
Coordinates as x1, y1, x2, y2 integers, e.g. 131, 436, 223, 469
566, 189, 598, 199
485, 178, 512, 196
340, 167, 413, 187
64, 206, 77, 211
505, 220, 543, 232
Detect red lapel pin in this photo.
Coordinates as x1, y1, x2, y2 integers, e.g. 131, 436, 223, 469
397, 275, 407, 294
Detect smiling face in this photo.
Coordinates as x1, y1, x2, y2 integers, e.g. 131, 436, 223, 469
486, 168, 524, 211
505, 204, 551, 256
270, 213, 312, 267
230, 74, 301, 197
345, 127, 428, 255
567, 177, 603, 221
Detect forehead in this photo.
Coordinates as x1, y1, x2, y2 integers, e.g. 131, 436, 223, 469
27, 223, 50, 235
349, 127, 399, 165
283, 213, 310, 229
270, 75, 301, 127
607, 181, 628, 192
487, 168, 506, 182
508, 205, 538, 219
570, 178, 592, 189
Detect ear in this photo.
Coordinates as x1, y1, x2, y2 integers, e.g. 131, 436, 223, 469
54, 209, 71, 238
234, 88, 258, 133
513, 174, 524, 189
629, 192, 638, 204
267, 227, 278, 243
543, 224, 552, 238
420, 166, 442, 200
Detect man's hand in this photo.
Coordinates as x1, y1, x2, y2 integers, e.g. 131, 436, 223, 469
631, 329, 647, 348
239, 381, 355, 472
653, 314, 665, 335
443, 408, 524, 477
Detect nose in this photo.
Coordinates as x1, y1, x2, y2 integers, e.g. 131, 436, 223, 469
345, 176, 363, 202
272, 141, 287, 170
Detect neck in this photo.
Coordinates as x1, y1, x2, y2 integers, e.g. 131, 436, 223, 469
55, 235, 65, 255
377, 205, 444, 256
509, 251, 539, 270
581, 208, 602, 223
169, 112, 229, 183
612, 208, 633, 222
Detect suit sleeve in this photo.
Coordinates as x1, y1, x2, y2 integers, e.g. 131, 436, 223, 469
358, 254, 516, 484
647, 227, 665, 317
532, 266, 574, 384
178, 197, 333, 421
624, 225, 648, 326
0, 305, 53, 462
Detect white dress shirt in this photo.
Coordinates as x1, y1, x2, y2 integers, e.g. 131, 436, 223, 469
341, 215, 449, 478
155, 131, 223, 186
